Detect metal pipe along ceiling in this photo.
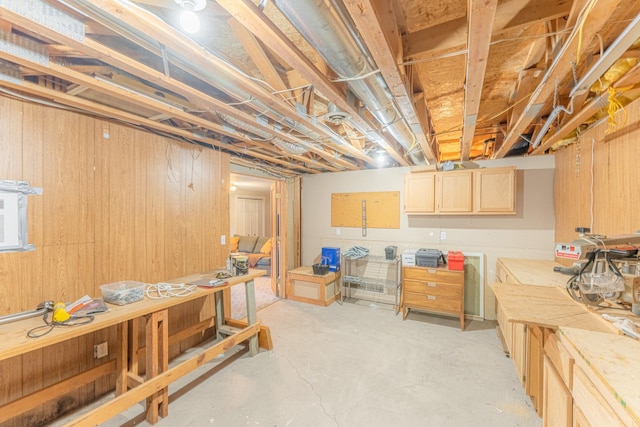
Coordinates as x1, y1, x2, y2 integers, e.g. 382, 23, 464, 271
273, 0, 426, 165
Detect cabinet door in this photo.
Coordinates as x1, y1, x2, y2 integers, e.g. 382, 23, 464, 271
474, 167, 516, 213
512, 323, 527, 387
543, 355, 572, 427
572, 366, 626, 427
527, 325, 544, 415
437, 171, 472, 213
404, 173, 435, 213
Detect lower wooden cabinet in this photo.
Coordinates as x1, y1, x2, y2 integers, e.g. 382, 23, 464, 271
543, 355, 572, 427
401, 266, 465, 329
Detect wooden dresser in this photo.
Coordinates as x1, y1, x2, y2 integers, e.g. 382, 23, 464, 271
401, 266, 465, 330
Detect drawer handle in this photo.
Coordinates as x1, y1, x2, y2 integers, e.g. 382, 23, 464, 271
427, 295, 436, 300
427, 282, 436, 287
427, 269, 436, 274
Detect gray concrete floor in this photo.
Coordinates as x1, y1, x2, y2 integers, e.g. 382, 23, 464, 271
62, 299, 542, 427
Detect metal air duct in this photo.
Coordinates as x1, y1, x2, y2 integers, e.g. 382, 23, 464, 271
272, 0, 426, 165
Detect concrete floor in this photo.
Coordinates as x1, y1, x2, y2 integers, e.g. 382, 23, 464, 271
65, 299, 542, 427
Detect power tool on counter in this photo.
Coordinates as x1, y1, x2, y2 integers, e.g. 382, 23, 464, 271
555, 228, 640, 308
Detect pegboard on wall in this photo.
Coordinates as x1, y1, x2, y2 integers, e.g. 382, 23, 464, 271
331, 191, 400, 229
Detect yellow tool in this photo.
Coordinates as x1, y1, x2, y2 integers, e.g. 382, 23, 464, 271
52, 302, 70, 323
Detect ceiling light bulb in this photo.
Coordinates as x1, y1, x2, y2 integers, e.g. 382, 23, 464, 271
180, 9, 200, 33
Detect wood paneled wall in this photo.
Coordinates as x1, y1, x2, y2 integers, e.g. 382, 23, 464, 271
0, 94, 230, 425
554, 97, 640, 260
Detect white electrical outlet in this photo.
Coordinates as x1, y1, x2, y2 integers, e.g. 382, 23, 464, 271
221, 235, 226, 245
440, 231, 447, 240
94, 342, 108, 359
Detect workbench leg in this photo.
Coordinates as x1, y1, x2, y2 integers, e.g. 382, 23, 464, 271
116, 321, 128, 395
130, 318, 140, 377
245, 279, 258, 356
214, 291, 225, 341
145, 310, 169, 424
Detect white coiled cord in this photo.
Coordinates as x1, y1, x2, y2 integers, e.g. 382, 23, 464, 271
146, 283, 196, 299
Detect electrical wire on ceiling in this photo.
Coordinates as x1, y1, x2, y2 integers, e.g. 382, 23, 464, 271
330, 67, 381, 83
490, 27, 574, 46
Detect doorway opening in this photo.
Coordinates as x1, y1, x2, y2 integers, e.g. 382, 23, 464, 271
229, 173, 286, 310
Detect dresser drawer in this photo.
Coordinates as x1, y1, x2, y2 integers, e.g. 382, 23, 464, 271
403, 278, 462, 298
403, 266, 462, 285
403, 291, 462, 312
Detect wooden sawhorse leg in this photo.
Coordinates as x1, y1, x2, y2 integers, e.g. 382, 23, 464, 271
145, 309, 169, 424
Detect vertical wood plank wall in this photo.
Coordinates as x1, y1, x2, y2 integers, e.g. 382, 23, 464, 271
0, 95, 230, 425
554, 97, 640, 259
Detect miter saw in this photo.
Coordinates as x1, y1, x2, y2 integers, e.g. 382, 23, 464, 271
555, 227, 640, 261
555, 228, 640, 308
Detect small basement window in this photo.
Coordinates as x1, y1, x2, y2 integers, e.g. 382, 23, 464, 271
0, 180, 42, 252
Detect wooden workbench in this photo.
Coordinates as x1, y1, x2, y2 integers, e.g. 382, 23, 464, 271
0, 269, 270, 426
493, 257, 640, 425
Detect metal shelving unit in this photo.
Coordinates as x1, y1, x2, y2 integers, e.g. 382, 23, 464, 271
340, 255, 401, 313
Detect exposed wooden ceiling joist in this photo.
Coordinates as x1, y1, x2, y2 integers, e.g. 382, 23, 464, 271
494, 0, 627, 158
461, 0, 498, 161
342, 0, 437, 164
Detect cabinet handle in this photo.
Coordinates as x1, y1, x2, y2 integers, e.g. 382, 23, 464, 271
427, 269, 436, 274
427, 295, 436, 300
427, 282, 436, 287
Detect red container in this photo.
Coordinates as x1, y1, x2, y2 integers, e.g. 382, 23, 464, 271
447, 251, 465, 271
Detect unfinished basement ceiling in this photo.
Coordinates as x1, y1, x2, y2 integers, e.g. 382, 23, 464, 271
0, 0, 639, 177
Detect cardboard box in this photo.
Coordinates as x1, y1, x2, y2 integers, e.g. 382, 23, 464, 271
321, 247, 341, 272
402, 250, 417, 266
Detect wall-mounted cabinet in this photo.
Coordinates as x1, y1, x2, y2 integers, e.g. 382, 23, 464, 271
403, 166, 516, 215
474, 167, 516, 213
437, 170, 473, 213
403, 172, 435, 213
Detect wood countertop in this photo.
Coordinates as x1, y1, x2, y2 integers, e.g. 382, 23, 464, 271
497, 257, 568, 287
558, 326, 640, 425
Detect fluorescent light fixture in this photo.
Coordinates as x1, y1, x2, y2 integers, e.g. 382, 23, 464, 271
174, 0, 206, 34
570, 13, 640, 97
